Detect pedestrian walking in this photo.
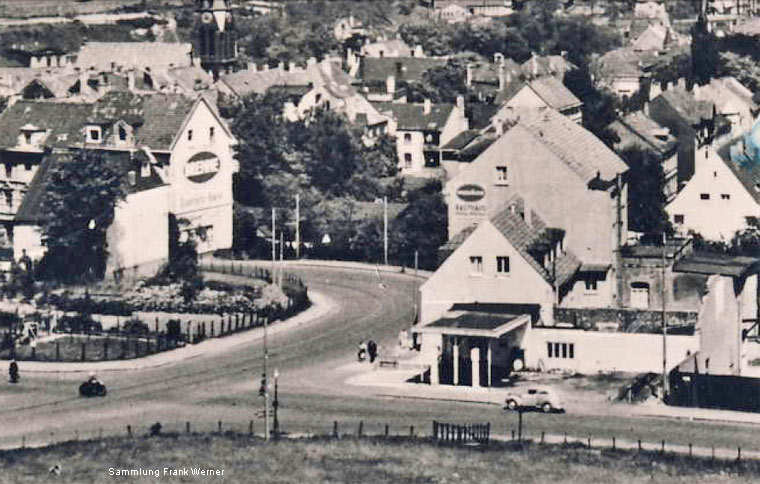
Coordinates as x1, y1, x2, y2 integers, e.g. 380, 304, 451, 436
357, 341, 367, 362
9, 359, 19, 383
367, 340, 377, 363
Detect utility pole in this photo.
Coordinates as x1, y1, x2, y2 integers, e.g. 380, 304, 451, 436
279, 230, 284, 289
295, 193, 300, 260
661, 232, 668, 401
273, 368, 279, 439
271, 208, 276, 282
414, 250, 419, 323
265, 208, 274, 441
383, 196, 388, 265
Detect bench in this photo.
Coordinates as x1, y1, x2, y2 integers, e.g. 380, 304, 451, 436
378, 359, 398, 368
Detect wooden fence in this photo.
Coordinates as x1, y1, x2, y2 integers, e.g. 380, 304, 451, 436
432, 421, 490, 445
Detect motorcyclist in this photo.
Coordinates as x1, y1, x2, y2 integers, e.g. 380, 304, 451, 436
87, 372, 100, 385
9, 359, 18, 383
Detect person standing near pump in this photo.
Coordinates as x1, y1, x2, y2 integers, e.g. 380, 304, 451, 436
8, 359, 19, 383
357, 341, 367, 362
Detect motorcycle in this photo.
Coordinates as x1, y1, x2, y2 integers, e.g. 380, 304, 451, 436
79, 379, 107, 397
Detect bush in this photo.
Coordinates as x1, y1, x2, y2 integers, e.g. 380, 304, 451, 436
122, 318, 150, 335
57, 314, 102, 334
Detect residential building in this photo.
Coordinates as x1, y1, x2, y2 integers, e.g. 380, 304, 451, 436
520, 54, 576, 81
492, 75, 583, 124
0, 91, 237, 278
608, 109, 680, 201
377, 98, 468, 175
75, 42, 194, 72
433, 0, 514, 18
355, 57, 448, 102
333, 15, 367, 41
360, 39, 421, 59
445, 109, 629, 306
631, 23, 671, 52
634, 1, 671, 26
592, 48, 649, 100
465, 54, 523, 102
648, 84, 731, 188
694, 77, 759, 139
667, 145, 760, 240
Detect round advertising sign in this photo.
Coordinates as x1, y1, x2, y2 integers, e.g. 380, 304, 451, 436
185, 152, 220, 183
456, 184, 486, 202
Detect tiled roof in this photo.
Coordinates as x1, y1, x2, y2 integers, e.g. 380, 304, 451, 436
520, 109, 628, 183
358, 57, 447, 84
221, 59, 354, 99
471, 59, 522, 85
696, 77, 757, 115
76, 42, 193, 71
15, 150, 166, 224
441, 129, 480, 150
674, 252, 760, 278
724, 154, 760, 205
631, 23, 668, 51
0, 101, 93, 150
520, 54, 577, 79
89, 91, 195, 150
375, 102, 455, 131
495, 76, 581, 111
489, 195, 580, 287
609, 111, 678, 155
363, 39, 413, 56
594, 48, 644, 79
656, 87, 714, 127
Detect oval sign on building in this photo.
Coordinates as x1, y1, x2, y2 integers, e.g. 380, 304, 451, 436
456, 184, 486, 202
185, 152, 220, 183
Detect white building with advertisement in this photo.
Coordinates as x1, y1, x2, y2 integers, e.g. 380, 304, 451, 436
0, 91, 236, 279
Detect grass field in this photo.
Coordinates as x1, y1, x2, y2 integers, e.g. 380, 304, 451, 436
1, 433, 757, 484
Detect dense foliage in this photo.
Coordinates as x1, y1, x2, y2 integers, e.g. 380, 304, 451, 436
619, 147, 671, 238
38, 150, 126, 283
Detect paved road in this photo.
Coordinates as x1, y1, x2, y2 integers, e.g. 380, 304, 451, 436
2, 264, 760, 456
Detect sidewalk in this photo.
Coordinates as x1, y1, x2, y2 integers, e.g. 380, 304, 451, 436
346, 364, 760, 426
15, 290, 334, 374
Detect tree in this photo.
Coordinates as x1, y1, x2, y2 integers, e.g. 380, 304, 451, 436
719, 52, 760, 92
413, 57, 468, 104
620, 147, 670, 238
153, 215, 203, 302
691, 13, 718, 86
564, 67, 620, 147
38, 150, 126, 283
390, 180, 448, 270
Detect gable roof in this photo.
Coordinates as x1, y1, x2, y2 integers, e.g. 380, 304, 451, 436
521, 54, 577, 79
631, 23, 668, 51
76, 42, 193, 71
655, 87, 715, 127
358, 57, 447, 84
15, 150, 167, 225
696, 77, 757, 115
0, 101, 93, 150
495, 76, 581, 111
89, 91, 196, 151
593, 48, 644, 79
488, 195, 580, 287
519, 109, 628, 183
723, 154, 760, 205
362, 38, 413, 56
375, 102, 455, 131
609, 111, 678, 156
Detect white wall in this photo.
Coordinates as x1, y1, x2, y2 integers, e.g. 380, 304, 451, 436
524, 327, 699, 373
420, 221, 555, 325
13, 224, 44, 261
396, 130, 425, 174
667, 146, 759, 240
169, 99, 235, 253
106, 186, 169, 278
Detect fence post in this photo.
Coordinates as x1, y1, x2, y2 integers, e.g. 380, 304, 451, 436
712, 446, 715, 463
432, 422, 436, 440
410, 425, 414, 438
218, 421, 222, 433
738, 447, 741, 462
564, 432, 567, 444
689, 443, 692, 458
221, 319, 225, 335
81, 342, 86, 361
236, 314, 240, 330
486, 423, 490, 444
127, 425, 132, 437
612, 436, 616, 451
541, 431, 545, 444
56, 341, 60, 361
103, 339, 108, 360
638, 439, 642, 452
511, 429, 515, 441
333, 421, 338, 438
21, 436, 25, 448
186, 422, 190, 434
358, 421, 363, 437
249, 421, 254, 436
386, 424, 390, 438
661, 440, 665, 454
211, 321, 215, 337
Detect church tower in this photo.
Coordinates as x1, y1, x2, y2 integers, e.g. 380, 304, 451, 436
195, 0, 237, 79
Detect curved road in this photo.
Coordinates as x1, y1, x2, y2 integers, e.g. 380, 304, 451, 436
2, 264, 760, 454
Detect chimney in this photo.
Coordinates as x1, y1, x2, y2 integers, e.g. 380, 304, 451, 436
386, 75, 396, 94
127, 170, 136, 187
277, 61, 285, 71
465, 63, 473, 88
456, 95, 464, 110
423, 98, 432, 115
498, 65, 505, 91
307, 57, 317, 67
79, 69, 88, 94
494, 52, 505, 65
414, 45, 424, 58
262, 64, 269, 71
531, 56, 539, 77
288, 61, 296, 71
643, 101, 650, 116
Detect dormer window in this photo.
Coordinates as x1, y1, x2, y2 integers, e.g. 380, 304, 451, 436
87, 126, 101, 143
23, 133, 31, 145
119, 126, 127, 142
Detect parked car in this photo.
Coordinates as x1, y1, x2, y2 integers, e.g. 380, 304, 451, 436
504, 386, 564, 413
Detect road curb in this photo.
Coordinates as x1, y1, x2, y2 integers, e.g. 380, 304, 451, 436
15, 290, 335, 375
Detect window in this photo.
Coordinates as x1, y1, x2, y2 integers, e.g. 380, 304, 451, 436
24, 164, 31, 172
469, 256, 483, 275
4, 190, 12, 208
721, 193, 731, 200
547, 342, 574, 359
23, 133, 31, 145
404, 153, 412, 168
4, 164, 10, 179
87, 127, 101, 143
674, 214, 684, 224
584, 278, 598, 292
209, 126, 215, 141
118, 125, 127, 141
187, 129, 193, 141
495, 166, 508, 184
700, 193, 710, 200
403, 133, 412, 144
496, 256, 510, 274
